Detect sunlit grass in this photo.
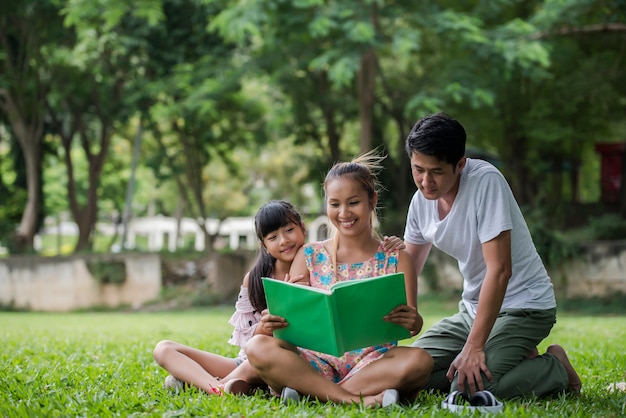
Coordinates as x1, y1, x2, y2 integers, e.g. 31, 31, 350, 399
1, 304, 625, 417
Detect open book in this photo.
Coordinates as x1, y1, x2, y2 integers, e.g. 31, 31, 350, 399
262, 272, 411, 356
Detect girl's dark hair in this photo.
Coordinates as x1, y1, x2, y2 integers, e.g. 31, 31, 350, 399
248, 200, 304, 312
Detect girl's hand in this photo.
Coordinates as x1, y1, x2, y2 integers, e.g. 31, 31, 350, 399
382, 235, 406, 251
383, 305, 424, 336
284, 273, 309, 286
257, 309, 288, 335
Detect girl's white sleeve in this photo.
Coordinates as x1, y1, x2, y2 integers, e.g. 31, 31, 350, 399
227, 286, 262, 348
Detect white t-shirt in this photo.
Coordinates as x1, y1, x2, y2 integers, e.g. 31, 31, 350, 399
404, 158, 555, 317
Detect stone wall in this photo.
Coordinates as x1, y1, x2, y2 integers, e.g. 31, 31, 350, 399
423, 241, 626, 299
161, 251, 257, 302
551, 241, 626, 298
0, 253, 162, 311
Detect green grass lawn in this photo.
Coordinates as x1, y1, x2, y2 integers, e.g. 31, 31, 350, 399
1, 300, 625, 417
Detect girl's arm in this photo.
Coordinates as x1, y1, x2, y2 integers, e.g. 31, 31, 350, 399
228, 273, 268, 345
286, 246, 310, 286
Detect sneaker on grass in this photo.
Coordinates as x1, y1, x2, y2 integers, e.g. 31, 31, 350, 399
163, 375, 184, 392
280, 387, 299, 405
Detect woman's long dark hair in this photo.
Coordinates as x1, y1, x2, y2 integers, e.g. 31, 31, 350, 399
248, 200, 304, 312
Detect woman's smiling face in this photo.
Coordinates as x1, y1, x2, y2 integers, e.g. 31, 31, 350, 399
325, 176, 376, 238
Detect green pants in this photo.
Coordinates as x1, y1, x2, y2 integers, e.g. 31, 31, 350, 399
411, 302, 568, 399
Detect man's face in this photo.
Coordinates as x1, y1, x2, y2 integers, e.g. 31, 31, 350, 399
410, 152, 465, 201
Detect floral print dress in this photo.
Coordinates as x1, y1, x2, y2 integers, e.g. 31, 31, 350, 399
297, 241, 400, 384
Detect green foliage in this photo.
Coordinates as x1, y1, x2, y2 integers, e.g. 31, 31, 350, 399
528, 220, 580, 270
86, 259, 127, 284
585, 214, 626, 241
156, 280, 217, 308
0, 189, 25, 247
2, 0, 626, 255
420, 257, 441, 293
1, 308, 625, 417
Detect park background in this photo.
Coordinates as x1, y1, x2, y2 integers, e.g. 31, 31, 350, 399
1, 1, 625, 416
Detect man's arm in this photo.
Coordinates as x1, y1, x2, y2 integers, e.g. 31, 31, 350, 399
447, 230, 512, 394
404, 242, 432, 279
385, 248, 425, 335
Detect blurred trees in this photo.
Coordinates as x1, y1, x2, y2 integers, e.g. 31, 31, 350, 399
0, 0, 68, 252
1, 0, 625, 254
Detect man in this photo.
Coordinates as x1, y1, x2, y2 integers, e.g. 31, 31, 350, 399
403, 113, 581, 399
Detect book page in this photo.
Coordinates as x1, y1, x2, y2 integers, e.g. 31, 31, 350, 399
331, 273, 410, 352
262, 278, 340, 355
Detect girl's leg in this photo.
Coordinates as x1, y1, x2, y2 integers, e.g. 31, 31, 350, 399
245, 335, 386, 407
153, 340, 238, 393
340, 346, 433, 399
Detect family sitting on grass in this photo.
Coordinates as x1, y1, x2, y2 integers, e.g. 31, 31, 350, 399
153, 113, 581, 408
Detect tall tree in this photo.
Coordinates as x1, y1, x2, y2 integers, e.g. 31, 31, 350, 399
142, 0, 267, 250
0, 0, 67, 252
46, 0, 162, 252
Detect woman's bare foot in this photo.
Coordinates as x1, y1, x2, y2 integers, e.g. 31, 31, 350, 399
223, 378, 253, 395
547, 344, 582, 395
360, 391, 386, 408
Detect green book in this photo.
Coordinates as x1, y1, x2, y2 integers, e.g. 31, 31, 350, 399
262, 272, 411, 357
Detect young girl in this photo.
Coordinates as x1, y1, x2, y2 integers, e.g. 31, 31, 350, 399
153, 200, 405, 395
245, 151, 434, 407
153, 200, 307, 395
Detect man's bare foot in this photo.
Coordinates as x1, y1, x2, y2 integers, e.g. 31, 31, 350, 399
547, 344, 582, 395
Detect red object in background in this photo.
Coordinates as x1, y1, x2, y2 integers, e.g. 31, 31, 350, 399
594, 143, 625, 202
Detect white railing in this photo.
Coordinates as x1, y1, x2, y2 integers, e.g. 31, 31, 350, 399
33, 215, 332, 252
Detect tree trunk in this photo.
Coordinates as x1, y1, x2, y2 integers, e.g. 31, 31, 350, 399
618, 103, 626, 217
319, 72, 341, 162
504, 134, 529, 206
73, 124, 112, 253
121, 120, 143, 250
357, 48, 377, 153
0, 95, 44, 252
551, 155, 563, 205
15, 137, 42, 251
570, 159, 581, 203
392, 113, 410, 211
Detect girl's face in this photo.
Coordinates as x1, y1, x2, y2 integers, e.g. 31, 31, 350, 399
325, 176, 376, 238
262, 221, 306, 263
